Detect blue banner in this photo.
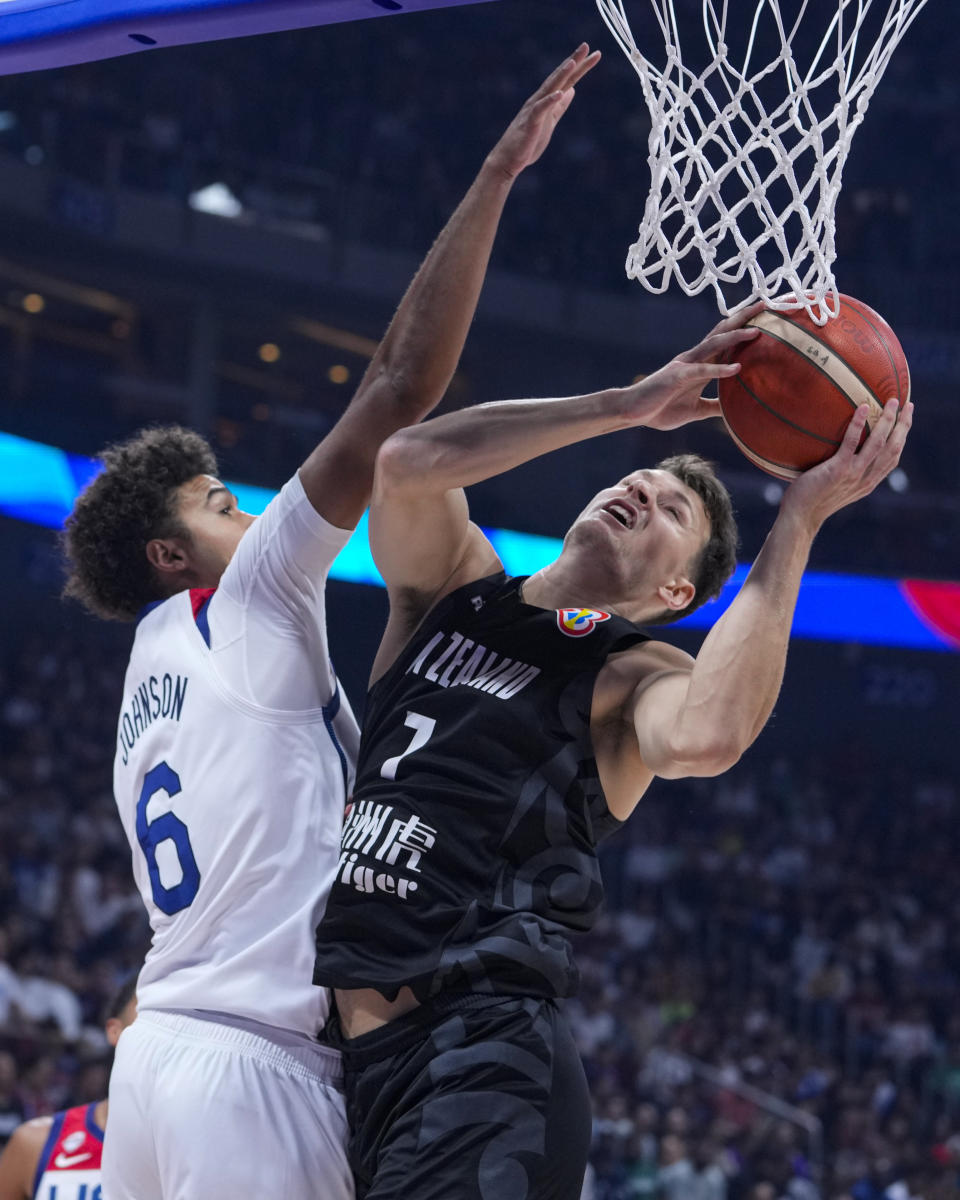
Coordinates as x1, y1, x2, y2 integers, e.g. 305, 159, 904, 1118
0, 428, 955, 652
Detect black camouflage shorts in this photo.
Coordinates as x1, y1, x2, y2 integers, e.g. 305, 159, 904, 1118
327, 994, 591, 1200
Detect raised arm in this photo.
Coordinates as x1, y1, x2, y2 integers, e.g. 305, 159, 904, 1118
629, 396, 913, 780
298, 45, 600, 530
369, 316, 760, 676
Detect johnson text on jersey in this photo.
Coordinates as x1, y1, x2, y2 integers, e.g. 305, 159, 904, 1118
117, 673, 188, 765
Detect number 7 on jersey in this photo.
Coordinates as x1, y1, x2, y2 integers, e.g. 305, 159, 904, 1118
380, 711, 436, 781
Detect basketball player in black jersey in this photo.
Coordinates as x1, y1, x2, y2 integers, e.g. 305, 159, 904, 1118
313, 189, 914, 1200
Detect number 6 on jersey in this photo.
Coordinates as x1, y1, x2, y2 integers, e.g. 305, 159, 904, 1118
136, 761, 201, 915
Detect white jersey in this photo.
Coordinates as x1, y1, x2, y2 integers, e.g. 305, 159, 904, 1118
113, 473, 359, 1035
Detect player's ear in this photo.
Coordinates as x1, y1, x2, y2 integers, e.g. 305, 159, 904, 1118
104, 1017, 122, 1048
146, 537, 189, 577
656, 576, 695, 612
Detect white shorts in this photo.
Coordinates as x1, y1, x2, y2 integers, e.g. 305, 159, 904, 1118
103, 1010, 353, 1200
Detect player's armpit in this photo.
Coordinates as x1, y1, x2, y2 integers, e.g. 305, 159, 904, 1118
367, 506, 501, 685
592, 642, 684, 818
626, 643, 744, 781
369, 429, 502, 600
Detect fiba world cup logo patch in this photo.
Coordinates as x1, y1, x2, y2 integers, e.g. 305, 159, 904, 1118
557, 608, 611, 638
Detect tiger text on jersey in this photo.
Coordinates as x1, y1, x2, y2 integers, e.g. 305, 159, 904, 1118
406, 629, 540, 699
117, 672, 188, 766
338, 800, 436, 899
312, 573, 650, 1002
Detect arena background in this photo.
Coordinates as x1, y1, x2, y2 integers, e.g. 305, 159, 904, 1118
0, 1, 958, 1195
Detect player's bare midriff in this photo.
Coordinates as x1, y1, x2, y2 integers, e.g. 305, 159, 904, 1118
336, 985, 421, 1038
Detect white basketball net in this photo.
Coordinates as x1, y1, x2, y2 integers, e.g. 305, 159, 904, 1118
596, 0, 931, 323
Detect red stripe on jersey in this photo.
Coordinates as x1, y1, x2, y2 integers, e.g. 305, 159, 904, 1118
41, 1104, 104, 1173
190, 587, 217, 621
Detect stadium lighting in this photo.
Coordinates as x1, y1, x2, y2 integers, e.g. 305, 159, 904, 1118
188, 182, 243, 219
888, 468, 909, 493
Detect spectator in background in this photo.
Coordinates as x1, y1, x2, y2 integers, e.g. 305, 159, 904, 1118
0, 935, 19, 1032
0, 1055, 22, 1149
1, 620, 958, 1190
659, 1134, 696, 1199
0, 972, 136, 1200
11, 952, 81, 1044
1, 598, 959, 1190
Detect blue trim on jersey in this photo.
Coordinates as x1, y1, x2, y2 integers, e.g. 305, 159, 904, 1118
10, 422, 955, 653
84, 1101, 104, 1143
136, 597, 168, 626
32, 1109, 65, 1200
322, 677, 349, 796
194, 594, 213, 648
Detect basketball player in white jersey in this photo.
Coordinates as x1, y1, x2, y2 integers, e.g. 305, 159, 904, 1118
0, 974, 136, 1200
61, 47, 601, 1200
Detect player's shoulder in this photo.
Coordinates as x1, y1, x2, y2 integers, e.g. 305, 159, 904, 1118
371, 552, 505, 686
1, 1113, 52, 1168
11, 1114, 54, 1143
593, 637, 694, 717
132, 588, 192, 630
221, 471, 353, 598
605, 636, 693, 677
242, 469, 349, 546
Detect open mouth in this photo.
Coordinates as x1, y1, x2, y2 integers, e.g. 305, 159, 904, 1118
602, 499, 636, 530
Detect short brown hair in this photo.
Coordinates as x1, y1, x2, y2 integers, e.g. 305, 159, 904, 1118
62, 426, 217, 622
648, 453, 738, 625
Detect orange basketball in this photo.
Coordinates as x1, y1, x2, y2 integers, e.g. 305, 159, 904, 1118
717, 295, 911, 480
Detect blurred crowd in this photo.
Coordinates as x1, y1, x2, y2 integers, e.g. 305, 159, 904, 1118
0, 7, 958, 1192
574, 757, 960, 1198
0, 630, 143, 1148
0, 1, 958, 297
0, 0, 957, 569
0, 625, 957, 1197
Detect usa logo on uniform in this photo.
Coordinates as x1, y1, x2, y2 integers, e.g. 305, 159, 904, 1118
557, 608, 611, 637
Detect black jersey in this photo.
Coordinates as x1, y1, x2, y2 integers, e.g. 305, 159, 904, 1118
313, 572, 649, 1003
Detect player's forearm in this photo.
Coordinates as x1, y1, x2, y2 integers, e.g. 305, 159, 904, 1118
668, 506, 816, 771
358, 159, 515, 423
356, 47, 601, 425
377, 387, 637, 495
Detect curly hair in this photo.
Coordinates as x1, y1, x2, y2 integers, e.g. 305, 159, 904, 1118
647, 453, 739, 626
62, 426, 218, 622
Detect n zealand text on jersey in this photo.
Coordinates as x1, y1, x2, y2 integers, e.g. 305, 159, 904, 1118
117, 673, 188, 765
314, 572, 650, 1003
407, 627, 540, 698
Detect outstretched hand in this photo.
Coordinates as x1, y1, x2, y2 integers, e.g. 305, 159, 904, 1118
623, 303, 765, 431
487, 44, 601, 181
781, 396, 913, 533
